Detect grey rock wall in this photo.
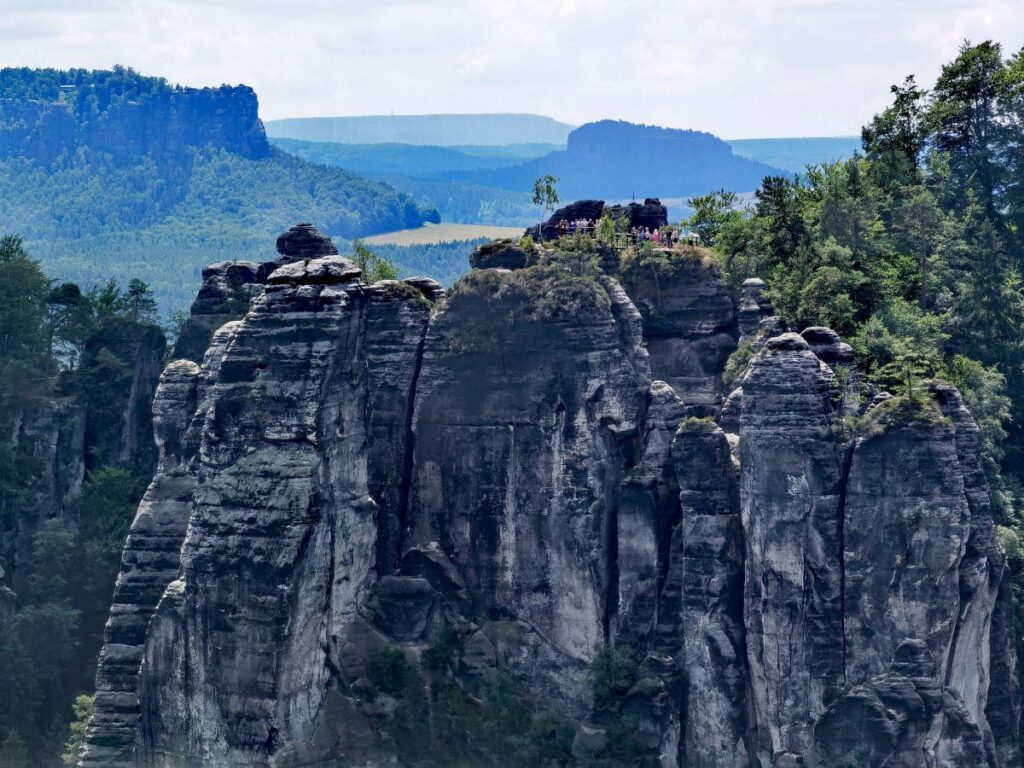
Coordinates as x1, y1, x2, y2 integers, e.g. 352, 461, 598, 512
83, 233, 1021, 767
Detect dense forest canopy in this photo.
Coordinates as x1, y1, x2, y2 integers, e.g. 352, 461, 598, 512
0, 235, 165, 764
0, 66, 439, 314
0, 66, 172, 119
687, 39, 1024, 664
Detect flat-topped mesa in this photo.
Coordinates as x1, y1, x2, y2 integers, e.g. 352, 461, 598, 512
275, 220, 339, 261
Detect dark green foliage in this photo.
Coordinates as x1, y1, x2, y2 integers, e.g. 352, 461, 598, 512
589, 644, 637, 712
422, 626, 460, 672
0, 240, 155, 763
363, 238, 485, 287
351, 241, 399, 284
708, 39, 1024, 692
360, 630, 572, 766
0, 66, 169, 119
684, 189, 742, 246
0, 65, 439, 315
367, 648, 413, 697
61, 695, 93, 767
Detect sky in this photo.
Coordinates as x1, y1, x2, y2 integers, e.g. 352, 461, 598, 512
0, 0, 1022, 138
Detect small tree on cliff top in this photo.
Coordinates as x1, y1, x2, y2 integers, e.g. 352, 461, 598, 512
532, 175, 559, 241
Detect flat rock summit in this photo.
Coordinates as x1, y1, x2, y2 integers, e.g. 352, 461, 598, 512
80, 221, 1021, 767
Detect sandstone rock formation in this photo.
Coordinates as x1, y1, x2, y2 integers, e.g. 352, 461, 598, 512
526, 198, 668, 241
84, 226, 1022, 767
275, 220, 340, 260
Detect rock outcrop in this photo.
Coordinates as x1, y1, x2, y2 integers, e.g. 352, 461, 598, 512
526, 198, 668, 241
0, 84, 269, 167
275, 221, 340, 260
621, 254, 737, 413
84, 227, 1022, 767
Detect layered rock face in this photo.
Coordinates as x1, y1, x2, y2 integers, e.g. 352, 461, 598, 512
85, 231, 1021, 767
0, 85, 269, 167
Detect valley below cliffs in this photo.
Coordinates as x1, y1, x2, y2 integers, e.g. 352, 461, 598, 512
81, 217, 1022, 767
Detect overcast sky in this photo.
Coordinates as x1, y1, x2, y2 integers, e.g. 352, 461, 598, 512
0, 0, 1021, 138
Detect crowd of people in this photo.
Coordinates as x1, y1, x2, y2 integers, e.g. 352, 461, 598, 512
553, 217, 699, 247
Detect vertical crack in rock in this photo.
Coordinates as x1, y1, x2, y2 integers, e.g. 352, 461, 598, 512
408, 268, 650, 714
836, 439, 856, 686
669, 419, 749, 765
395, 304, 429, 566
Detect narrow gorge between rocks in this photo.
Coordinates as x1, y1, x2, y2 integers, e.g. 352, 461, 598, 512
77, 217, 1022, 768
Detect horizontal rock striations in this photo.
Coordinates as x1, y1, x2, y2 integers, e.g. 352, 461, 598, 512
85, 225, 1022, 767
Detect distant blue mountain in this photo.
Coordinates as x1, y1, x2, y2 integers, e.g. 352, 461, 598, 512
266, 113, 574, 146
727, 136, 862, 174
270, 138, 559, 176
435, 120, 784, 198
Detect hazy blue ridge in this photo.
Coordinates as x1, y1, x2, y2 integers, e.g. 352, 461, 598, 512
265, 113, 575, 146
726, 136, 862, 174
269, 138, 556, 175
433, 120, 786, 199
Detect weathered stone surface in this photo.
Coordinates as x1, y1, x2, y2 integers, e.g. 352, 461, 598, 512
525, 198, 668, 241
84, 240, 1022, 767
133, 275, 429, 766
275, 221, 339, 260
526, 199, 606, 240
615, 381, 685, 650
739, 330, 847, 763
408, 266, 650, 711
469, 239, 534, 270
668, 421, 749, 766
813, 640, 989, 768
266, 255, 362, 285
172, 260, 266, 362
621, 258, 737, 411
80, 358, 206, 766
738, 278, 772, 339
402, 275, 446, 302
842, 415, 971, 690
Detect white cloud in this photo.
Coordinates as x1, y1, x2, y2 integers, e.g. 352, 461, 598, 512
0, 0, 1020, 137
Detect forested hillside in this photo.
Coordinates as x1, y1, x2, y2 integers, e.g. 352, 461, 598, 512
689, 40, 1024, 657
0, 67, 438, 314
0, 237, 165, 764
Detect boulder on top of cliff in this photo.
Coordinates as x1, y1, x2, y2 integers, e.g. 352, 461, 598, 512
801, 326, 855, 368
402, 276, 447, 303
606, 198, 669, 231
739, 278, 773, 338
275, 221, 339, 260
765, 331, 810, 352
526, 199, 605, 240
469, 239, 535, 270
267, 255, 362, 285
